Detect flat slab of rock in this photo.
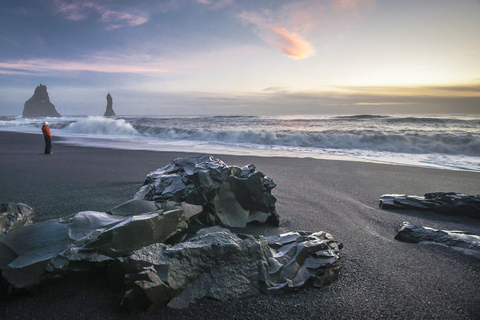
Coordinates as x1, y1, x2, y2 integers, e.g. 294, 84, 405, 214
107, 199, 160, 216
119, 227, 341, 310
395, 222, 480, 259
0, 204, 186, 289
379, 192, 480, 218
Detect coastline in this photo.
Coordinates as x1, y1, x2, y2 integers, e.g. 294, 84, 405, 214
1, 131, 480, 319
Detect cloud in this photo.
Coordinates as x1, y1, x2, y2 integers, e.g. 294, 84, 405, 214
263, 86, 289, 92
195, 0, 234, 9
52, 0, 148, 29
245, 86, 480, 114
0, 37, 17, 46
0, 58, 170, 75
335, 84, 480, 97
238, 0, 374, 59
331, 0, 374, 12
268, 27, 314, 59
101, 10, 148, 30
238, 10, 314, 59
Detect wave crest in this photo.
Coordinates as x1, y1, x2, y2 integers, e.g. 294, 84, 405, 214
132, 125, 480, 156
65, 116, 138, 136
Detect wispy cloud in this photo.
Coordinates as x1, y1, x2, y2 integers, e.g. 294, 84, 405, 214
238, 10, 313, 59
52, 0, 148, 29
0, 37, 18, 46
238, 0, 374, 59
251, 85, 480, 114
0, 58, 170, 75
269, 26, 314, 59
195, 0, 234, 10
335, 84, 480, 97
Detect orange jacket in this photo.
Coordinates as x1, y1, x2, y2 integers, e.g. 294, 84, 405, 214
42, 125, 52, 138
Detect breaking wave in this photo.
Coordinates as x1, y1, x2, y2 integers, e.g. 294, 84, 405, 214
132, 126, 480, 156
65, 116, 138, 136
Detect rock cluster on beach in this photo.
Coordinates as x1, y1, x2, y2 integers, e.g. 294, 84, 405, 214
104, 93, 116, 117
22, 84, 61, 118
379, 192, 480, 218
395, 222, 480, 259
0, 156, 341, 311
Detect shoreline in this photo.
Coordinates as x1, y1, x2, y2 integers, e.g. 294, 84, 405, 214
3, 129, 479, 173
1, 130, 480, 319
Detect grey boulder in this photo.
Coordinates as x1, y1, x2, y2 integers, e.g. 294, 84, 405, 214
395, 222, 480, 259
119, 227, 341, 310
135, 155, 279, 227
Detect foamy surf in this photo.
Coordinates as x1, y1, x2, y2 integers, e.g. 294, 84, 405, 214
64, 116, 138, 136
1, 114, 479, 171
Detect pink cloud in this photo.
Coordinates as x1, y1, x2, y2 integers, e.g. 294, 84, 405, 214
0, 58, 170, 75
238, 0, 374, 59
101, 10, 148, 29
195, 0, 234, 9
52, 0, 148, 29
331, 0, 374, 11
268, 27, 314, 59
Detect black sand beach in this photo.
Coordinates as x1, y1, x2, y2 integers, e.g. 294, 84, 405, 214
1, 131, 480, 320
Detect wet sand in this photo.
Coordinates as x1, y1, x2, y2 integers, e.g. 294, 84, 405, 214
1, 131, 480, 319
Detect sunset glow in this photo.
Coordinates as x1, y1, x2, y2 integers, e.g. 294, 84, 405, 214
0, 0, 479, 115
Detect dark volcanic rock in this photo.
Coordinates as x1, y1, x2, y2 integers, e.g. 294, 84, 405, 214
0, 202, 186, 289
119, 227, 341, 310
395, 221, 480, 259
104, 93, 116, 117
134, 155, 279, 227
22, 84, 61, 118
379, 192, 480, 218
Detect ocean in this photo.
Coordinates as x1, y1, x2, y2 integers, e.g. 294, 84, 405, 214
1, 114, 479, 171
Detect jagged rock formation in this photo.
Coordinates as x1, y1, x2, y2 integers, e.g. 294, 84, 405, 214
22, 84, 61, 118
135, 155, 279, 227
395, 222, 480, 259
379, 192, 480, 218
104, 93, 116, 117
0, 203, 35, 235
119, 227, 341, 310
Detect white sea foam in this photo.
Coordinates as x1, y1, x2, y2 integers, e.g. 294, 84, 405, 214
64, 116, 138, 136
131, 126, 480, 156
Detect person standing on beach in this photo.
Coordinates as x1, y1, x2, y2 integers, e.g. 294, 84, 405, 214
42, 121, 52, 154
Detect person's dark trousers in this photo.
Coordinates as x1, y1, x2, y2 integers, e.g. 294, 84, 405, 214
44, 136, 52, 154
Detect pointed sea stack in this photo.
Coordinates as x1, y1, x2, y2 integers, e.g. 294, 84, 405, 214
104, 93, 116, 117
22, 84, 61, 118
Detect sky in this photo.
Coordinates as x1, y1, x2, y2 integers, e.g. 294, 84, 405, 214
0, 0, 479, 116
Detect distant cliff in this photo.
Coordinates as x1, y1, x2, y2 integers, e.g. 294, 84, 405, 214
104, 93, 116, 117
23, 84, 61, 118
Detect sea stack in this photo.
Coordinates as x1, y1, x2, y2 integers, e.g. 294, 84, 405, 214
104, 93, 116, 117
22, 84, 61, 118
